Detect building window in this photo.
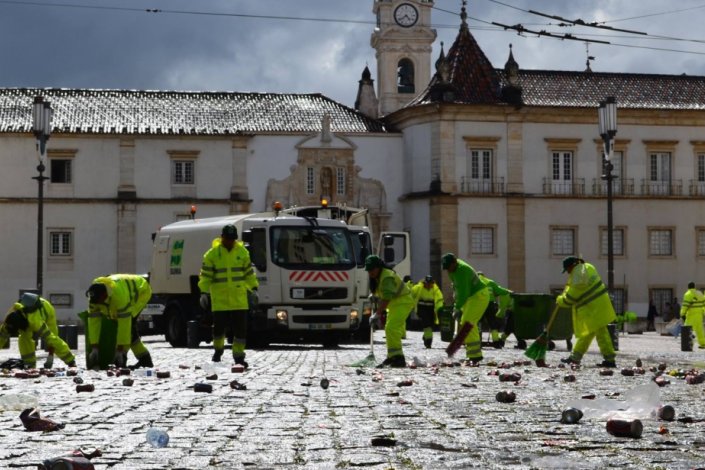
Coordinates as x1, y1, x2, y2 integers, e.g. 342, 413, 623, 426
698, 154, 705, 182
49, 231, 72, 257
48, 293, 73, 308
551, 227, 575, 256
470, 226, 495, 255
397, 58, 415, 93
336, 167, 346, 195
600, 227, 625, 257
551, 151, 573, 194
650, 288, 674, 318
611, 288, 626, 315
172, 160, 194, 185
306, 167, 315, 195
697, 228, 705, 257
649, 228, 673, 256
50, 159, 72, 183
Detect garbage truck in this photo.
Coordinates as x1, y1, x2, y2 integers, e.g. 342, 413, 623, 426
147, 203, 410, 347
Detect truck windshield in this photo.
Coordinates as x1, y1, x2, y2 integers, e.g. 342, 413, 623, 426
271, 226, 355, 269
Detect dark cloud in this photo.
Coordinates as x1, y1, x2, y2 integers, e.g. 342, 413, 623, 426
0, 0, 703, 107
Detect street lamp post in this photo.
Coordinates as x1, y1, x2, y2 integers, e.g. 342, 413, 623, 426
32, 96, 52, 296
598, 96, 618, 297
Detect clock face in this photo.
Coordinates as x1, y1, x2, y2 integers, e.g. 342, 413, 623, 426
394, 3, 418, 28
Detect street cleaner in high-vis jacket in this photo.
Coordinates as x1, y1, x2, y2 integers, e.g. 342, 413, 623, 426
442, 253, 490, 364
86, 274, 153, 369
365, 254, 415, 368
0, 293, 76, 369
557, 256, 617, 368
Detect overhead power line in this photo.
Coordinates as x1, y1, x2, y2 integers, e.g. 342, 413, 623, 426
492, 22, 611, 45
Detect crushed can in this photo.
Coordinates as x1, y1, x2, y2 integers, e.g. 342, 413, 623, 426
560, 407, 583, 424
122, 378, 134, 387
194, 382, 213, 393
656, 405, 675, 421
606, 418, 643, 438
39, 456, 95, 470
76, 384, 95, 393
498, 372, 521, 382
495, 390, 516, 403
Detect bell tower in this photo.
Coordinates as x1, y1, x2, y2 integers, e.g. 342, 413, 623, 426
371, 0, 436, 116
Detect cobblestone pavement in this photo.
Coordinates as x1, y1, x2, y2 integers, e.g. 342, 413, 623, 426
1, 330, 705, 469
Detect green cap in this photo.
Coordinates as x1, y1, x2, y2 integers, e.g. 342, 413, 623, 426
364, 254, 384, 271
441, 253, 456, 270
221, 224, 238, 240
562, 256, 580, 273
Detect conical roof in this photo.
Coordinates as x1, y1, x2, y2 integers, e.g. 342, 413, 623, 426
407, 16, 500, 107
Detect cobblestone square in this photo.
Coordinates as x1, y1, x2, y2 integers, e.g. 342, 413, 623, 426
1, 330, 704, 469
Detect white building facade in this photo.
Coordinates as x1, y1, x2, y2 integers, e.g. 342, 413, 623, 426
1, 1, 704, 321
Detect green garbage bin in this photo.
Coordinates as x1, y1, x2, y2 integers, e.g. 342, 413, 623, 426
439, 306, 455, 342
511, 293, 573, 343
77, 311, 118, 370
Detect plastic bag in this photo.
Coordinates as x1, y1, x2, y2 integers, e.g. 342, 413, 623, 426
666, 319, 682, 337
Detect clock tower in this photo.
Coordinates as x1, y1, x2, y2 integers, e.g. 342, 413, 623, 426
371, 0, 436, 116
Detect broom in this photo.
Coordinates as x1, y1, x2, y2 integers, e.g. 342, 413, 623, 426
349, 323, 376, 367
524, 304, 561, 365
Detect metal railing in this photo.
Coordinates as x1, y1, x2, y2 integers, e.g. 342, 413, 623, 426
591, 178, 634, 196
542, 178, 585, 196
689, 180, 705, 197
459, 176, 505, 194
640, 179, 682, 196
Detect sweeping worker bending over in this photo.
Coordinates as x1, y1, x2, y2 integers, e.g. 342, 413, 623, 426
441, 253, 490, 364
557, 256, 617, 367
0, 293, 76, 369
86, 274, 153, 369
365, 255, 415, 368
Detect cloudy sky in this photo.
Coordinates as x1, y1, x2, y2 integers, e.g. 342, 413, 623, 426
1, 0, 704, 108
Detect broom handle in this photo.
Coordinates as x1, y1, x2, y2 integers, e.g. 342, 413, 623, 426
545, 304, 561, 334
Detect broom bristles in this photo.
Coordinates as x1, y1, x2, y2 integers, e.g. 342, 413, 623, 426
524, 332, 549, 360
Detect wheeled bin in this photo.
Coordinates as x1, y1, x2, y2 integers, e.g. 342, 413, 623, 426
438, 306, 455, 342
77, 311, 118, 370
510, 293, 573, 351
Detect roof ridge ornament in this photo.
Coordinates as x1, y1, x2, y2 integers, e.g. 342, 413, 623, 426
460, 0, 468, 31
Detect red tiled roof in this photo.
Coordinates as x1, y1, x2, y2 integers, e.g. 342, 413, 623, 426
407, 22, 705, 111
0, 88, 389, 135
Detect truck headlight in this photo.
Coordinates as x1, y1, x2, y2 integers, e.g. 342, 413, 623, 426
362, 302, 372, 317
350, 310, 359, 322
276, 310, 288, 323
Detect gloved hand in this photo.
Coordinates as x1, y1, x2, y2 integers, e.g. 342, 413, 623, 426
453, 309, 462, 322
556, 295, 566, 307
43, 353, 54, 369
113, 348, 127, 368
681, 316, 686, 321
199, 293, 210, 311
88, 346, 100, 370
248, 289, 259, 306
495, 308, 506, 320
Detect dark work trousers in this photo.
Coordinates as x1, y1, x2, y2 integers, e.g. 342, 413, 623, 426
480, 301, 502, 333
212, 309, 248, 356
417, 304, 436, 330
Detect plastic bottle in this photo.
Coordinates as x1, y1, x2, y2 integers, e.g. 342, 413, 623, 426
133, 369, 154, 377
0, 393, 39, 411
606, 418, 643, 438
146, 428, 169, 448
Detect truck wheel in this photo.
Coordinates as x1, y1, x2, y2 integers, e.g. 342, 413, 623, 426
165, 304, 187, 347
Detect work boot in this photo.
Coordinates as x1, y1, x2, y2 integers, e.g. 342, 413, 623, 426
212, 349, 223, 363
596, 359, 617, 368
514, 339, 527, 350
376, 355, 406, 368
137, 353, 154, 368
464, 357, 482, 366
234, 356, 249, 369
560, 356, 580, 365
423, 337, 433, 349
492, 340, 505, 349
